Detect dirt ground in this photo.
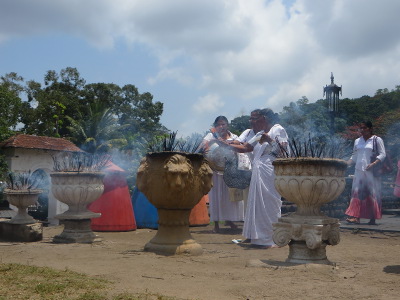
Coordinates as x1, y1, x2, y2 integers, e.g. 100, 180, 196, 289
1, 223, 400, 300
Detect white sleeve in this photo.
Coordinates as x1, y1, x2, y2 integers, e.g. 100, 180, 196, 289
376, 137, 386, 162
236, 129, 252, 143
202, 132, 215, 142
349, 139, 358, 163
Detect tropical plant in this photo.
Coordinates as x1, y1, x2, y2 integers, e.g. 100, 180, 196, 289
51, 152, 111, 172
5, 170, 45, 190
66, 101, 128, 153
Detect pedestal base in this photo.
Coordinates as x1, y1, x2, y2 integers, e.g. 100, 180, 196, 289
144, 209, 203, 256
0, 218, 43, 242
273, 215, 340, 265
144, 239, 203, 256
8, 212, 36, 225
287, 241, 332, 265
53, 219, 101, 244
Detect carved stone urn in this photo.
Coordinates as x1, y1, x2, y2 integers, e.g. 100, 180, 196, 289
137, 152, 213, 255
272, 158, 347, 264
50, 172, 105, 243
3, 189, 42, 224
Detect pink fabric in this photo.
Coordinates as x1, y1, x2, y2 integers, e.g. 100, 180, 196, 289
345, 196, 382, 219
346, 170, 382, 219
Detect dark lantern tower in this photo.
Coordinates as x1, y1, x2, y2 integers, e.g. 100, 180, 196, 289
323, 73, 342, 133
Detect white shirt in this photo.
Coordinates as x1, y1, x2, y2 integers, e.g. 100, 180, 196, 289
351, 135, 386, 171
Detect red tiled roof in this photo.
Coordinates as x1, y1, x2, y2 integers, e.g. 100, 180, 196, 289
105, 161, 126, 173
0, 134, 83, 152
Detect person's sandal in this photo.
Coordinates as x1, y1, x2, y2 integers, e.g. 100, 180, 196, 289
346, 217, 360, 224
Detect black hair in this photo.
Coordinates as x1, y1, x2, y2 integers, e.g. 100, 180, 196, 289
213, 116, 229, 127
360, 120, 373, 129
251, 108, 279, 124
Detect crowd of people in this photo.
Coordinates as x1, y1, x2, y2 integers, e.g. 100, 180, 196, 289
200, 109, 390, 249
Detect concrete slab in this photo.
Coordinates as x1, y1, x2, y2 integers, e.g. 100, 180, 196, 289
0, 218, 43, 242
340, 213, 400, 233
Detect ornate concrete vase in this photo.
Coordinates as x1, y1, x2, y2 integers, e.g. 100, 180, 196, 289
272, 158, 347, 264
3, 189, 42, 224
137, 152, 213, 255
50, 172, 105, 243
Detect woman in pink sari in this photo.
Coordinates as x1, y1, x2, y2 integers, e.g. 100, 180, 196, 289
345, 121, 386, 225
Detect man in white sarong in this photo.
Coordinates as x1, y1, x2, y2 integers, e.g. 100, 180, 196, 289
219, 109, 288, 248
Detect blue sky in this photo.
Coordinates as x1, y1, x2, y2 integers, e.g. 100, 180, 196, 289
1, 0, 400, 137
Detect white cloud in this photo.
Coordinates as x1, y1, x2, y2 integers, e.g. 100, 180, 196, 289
192, 94, 224, 114
1, 0, 400, 136
147, 67, 193, 86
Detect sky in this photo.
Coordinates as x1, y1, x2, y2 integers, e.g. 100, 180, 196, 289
1, 0, 400, 137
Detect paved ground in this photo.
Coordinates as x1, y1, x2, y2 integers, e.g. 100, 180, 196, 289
340, 210, 400, 232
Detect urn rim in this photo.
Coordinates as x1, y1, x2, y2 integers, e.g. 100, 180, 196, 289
50, 171, 105, 177
146, 151, 204, 158
272, 157, 347, 170
3, 188, 43, 194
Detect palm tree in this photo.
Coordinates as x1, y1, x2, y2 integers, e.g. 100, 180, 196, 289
66, 102, 128, 153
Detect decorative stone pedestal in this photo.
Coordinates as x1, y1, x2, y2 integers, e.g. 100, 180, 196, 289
3, 189, 42, 224
51, 172, 104, 243
0, 189, 43, 242
273, 215, 340, 264
53, 212, 101, 244
272, 158, 347, 265
144, 209, 202, 255
137, 152, 213, 256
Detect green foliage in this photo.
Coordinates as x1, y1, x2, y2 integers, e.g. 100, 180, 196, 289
229, 115, 250, 136
0, 75, 23, 140
0, 67, 167, 192
66, 102, 128, 153
279, 97, 332, 140
0, 154, 9, 183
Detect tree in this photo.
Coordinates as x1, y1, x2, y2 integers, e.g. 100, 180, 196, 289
66, 101, 128, 153
230, 115, 250, 136
22, 67, 86, 137
279, 97, 334, 140
0, 73, 24, 140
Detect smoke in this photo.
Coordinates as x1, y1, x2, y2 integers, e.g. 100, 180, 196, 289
279, 102, 353, 160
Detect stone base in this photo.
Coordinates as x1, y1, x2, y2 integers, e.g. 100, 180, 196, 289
144, 209, 203, 256
273, 215, 340, 265
145, 239, 203, 256
144, 224, 203, 256
0, 218, 43, 242
287, 241, 332, 265
53, 219, 101, 244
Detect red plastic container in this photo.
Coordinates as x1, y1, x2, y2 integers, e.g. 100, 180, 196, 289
89, 163, 136, 231
189, 195, 210, 226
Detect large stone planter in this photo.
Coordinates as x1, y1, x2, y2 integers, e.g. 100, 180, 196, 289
50, 172, 105, 243
272, 158, 347, 264
137, 152, 213, 255
3, 189, 42, 224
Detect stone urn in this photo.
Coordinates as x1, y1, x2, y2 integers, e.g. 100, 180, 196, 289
272, 158, 347, 264
50, 172, 105, 243
3, 189, 42, 224
137, 152, 213, 255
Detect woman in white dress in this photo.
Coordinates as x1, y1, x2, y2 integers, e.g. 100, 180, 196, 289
219, 109, 288, 248
345, 121, 386, 225
201, 116, 244, 233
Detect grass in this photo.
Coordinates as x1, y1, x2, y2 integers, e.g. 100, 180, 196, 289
0, 263, 181, 300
